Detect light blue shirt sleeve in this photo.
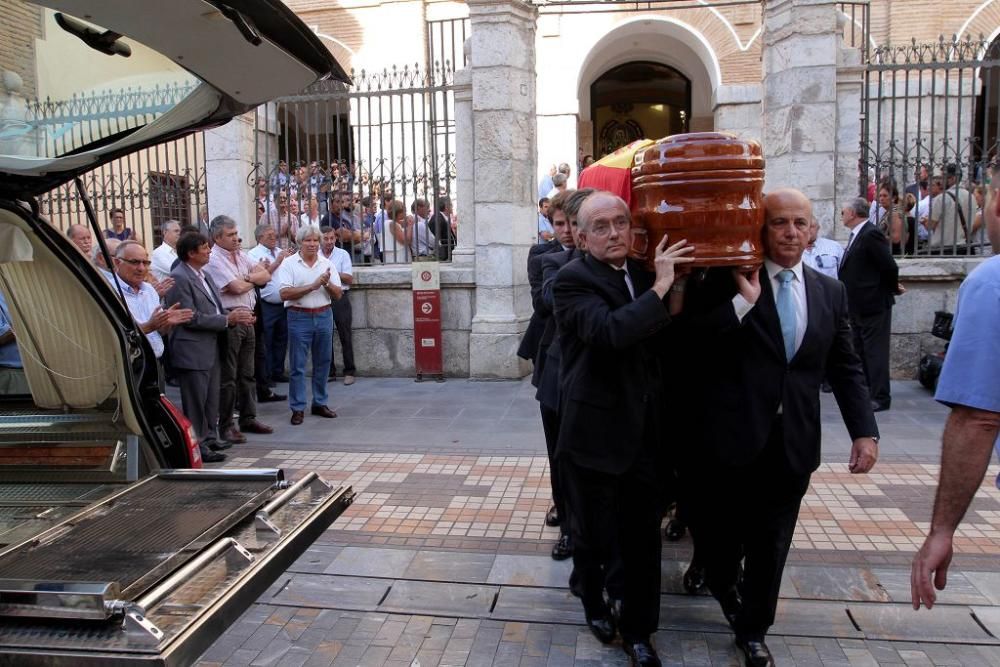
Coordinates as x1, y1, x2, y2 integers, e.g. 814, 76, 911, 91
934, 259, 1000, 414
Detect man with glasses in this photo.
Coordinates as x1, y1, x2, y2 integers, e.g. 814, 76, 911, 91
113, 241, 193, 387
553, 191, 693, 667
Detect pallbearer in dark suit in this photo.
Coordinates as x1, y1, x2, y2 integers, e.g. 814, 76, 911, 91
554, 192, 693, 667
838, 196, 899, 412
671, 189, 880, 667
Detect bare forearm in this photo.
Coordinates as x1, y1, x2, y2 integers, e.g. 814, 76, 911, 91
280, 285, 317, 301
931, 407, 1000, 535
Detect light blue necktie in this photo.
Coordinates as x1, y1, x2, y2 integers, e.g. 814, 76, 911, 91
776, 269, 797, 362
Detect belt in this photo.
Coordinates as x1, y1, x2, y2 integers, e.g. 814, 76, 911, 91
288, 306, 329, 314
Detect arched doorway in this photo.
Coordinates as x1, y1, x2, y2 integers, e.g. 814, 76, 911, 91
590, 61, 691, 158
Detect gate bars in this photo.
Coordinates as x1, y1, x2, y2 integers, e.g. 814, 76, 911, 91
861, 35, 1000, 256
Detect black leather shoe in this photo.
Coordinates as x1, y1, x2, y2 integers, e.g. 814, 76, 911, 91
545, 505, 561, 527
871, 400, 891, 412
200, 446, 225, 463
623, 639, 661, 667
682, 560, 706, 594
663, 518, 686, 541
584, 604, 617, 644
719, 587, 743, 630
257, 390, 286, 403
207, 440, 232, 451
735, 638, 775, 667
551, 533, 572, 561
290, 411, 304, 425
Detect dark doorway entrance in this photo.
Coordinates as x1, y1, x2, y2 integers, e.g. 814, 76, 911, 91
590, 61, 691, 158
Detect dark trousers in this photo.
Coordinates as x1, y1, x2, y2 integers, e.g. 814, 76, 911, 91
539, 403, 568, 537
261, 300, 288, 381
176, 363, 220, 447
563, 450, 661, 641
253, 297, 269, 396
691, 421, 811, 641
219, 322, 256, 431
331, 292, 356, 376
851, 309, 892, 406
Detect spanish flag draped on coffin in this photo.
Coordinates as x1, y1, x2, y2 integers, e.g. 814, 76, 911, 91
576, 139, 655, 207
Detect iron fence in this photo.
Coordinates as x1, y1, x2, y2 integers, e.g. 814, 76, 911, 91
252, 62, 458, 265
837, 1, 870, 61
861, 35, 999, 257
427, 17, 470, 71
17, 83, 209, 249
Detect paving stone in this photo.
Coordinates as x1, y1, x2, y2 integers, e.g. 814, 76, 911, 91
381, 580, 499, 616
772, 599, 862, 638
873, 567, 990, 605
290, 545, 345, 574
326, 546, 417, 578
659, 595, 730, 633
963, 571, 1000, 605
492, 586, 585, 624
849, 604, 998, 644
270, 573, 390, 611
487, 554, 573, 588
786, 565, 890, 602
404, 549, 496, 583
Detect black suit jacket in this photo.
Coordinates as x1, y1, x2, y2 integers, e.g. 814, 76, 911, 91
670, 265, 877, 476
517, 240, 562, 367
430, 211, 457, 261
534, 246, 581, 410
553, 254, 671, 475
839, 223, 899, 317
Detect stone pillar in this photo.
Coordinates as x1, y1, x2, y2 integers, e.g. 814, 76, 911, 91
762, 0, 840, 229
452, 64, 475, 268
833, 41, 864, 242
467, 0, 538, 379
204, 113, 256, 244
713, 84, 763, 142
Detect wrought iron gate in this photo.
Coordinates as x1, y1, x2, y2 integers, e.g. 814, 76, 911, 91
252, 62, 458, 264
28, 84, 208, 248
860, 35, 1000, 256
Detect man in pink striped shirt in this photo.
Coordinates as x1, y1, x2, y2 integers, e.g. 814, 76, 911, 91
205, 216, 274, 444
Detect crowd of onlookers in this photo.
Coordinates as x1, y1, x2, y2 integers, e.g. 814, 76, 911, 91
866, 162, 993, 257
49, 171, 459, 463
255, 159, 458, 264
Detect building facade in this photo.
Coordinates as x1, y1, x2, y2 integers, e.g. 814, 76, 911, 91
3, 0, 998, 378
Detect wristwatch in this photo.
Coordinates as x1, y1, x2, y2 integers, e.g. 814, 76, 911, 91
869, 436, 880, 445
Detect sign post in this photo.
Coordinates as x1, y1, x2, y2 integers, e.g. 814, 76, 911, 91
412, 260, 444, 382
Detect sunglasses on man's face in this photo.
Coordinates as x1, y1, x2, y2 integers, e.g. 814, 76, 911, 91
119, 258, 151, 266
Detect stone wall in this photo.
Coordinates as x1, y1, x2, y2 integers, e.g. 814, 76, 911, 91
713, 84, 763, 141
342, 264, 476, 377
891, 257, 983, 379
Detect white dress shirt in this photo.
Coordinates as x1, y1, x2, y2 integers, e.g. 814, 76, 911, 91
322, 246, 353, 292
274, 253, 342, 309
732, 258, 809, 356
150, 243, 177, 282
248, 243, 283, 304
803, 237, 844, 279
120, 279, 164, 358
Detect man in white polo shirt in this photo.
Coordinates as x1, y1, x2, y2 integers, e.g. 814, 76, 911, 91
151, 220, 181, 283
276, 225, 343, 425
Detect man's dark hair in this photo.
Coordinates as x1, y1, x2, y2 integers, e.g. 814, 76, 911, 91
361, 196, 372, 208
180, 224, 199, 235
176, 232, 209, 261
320, 225, 335, 235
945, 163, 960, 179
436, 196, 452, 212
109, 207, 124, 218
564, 188, 597, 221
538, 197, 550, 208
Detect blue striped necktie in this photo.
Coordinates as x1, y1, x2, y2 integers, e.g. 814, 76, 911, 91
776, 269, 797, 361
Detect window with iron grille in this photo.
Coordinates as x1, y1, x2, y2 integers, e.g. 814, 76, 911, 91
148, 171, 190, 246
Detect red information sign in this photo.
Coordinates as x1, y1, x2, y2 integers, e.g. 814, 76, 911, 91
412, 262, 443, 381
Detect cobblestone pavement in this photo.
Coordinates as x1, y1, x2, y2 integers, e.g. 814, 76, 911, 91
191, 380, 1000, 666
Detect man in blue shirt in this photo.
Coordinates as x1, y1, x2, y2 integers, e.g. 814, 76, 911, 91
912, 163, 1000, 610
0, 290, 28, 395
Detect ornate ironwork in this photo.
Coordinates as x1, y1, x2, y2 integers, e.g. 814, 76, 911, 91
859, 35, 999, 256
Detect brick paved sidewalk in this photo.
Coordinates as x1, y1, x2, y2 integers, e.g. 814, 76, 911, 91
194, 380, 1000, 666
